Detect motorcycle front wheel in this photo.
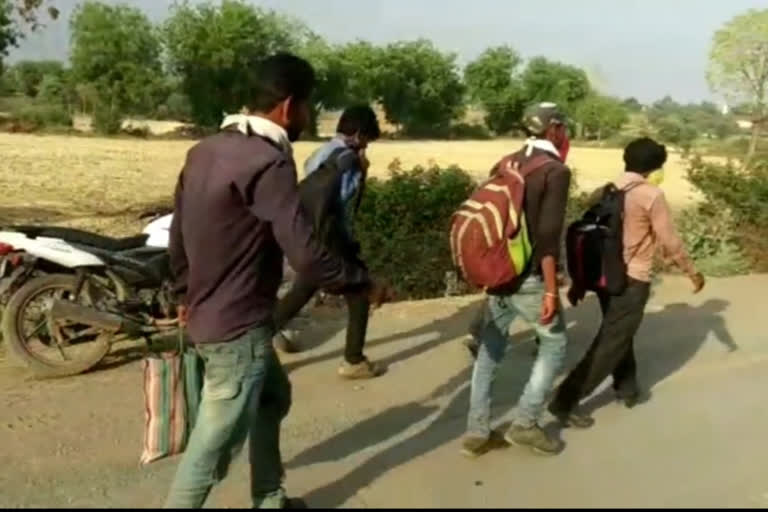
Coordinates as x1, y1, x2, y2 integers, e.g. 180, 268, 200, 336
2, 273, 111, 378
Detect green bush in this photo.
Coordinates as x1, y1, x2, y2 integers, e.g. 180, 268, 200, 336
91, 105, 124, 135
155, 92, 193, 122
674, 206, 750, 277
355, 162, 476, 299
12, 103, 73, 131
685, 155, 768, 273
444, 122, 493, 140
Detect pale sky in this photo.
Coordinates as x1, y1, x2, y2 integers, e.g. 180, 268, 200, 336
8, 0, 767, 103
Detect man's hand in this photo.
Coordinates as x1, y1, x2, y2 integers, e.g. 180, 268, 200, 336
540, 292, 559, 325
368, 280, 395, 310
177, 304, 188, 327
691, 272, 705, 294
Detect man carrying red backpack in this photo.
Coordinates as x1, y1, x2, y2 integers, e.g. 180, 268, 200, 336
456, 103, 572, 457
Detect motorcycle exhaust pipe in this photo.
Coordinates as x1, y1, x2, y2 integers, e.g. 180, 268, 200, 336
49, 300, 144, 336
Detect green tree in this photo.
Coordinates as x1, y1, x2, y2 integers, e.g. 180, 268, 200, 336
376, 40, 465, 136
297, 34, 350, 135
464, 46, 526, 134
335, 41, 382, 104
623, 97, 643, 111
13, 0, 58, 29
8, 59, 63, 96
164, 0, 296, 128
70, 1, 164, 133
0, 0, 19, 73
655, 116, 697, 150
0, 1, 59, 74
574, 94, 629, 140
521, 57, 591, 110
708, 8, 768, 165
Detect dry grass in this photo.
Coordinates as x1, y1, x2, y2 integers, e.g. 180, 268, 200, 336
0, 132, 697, 236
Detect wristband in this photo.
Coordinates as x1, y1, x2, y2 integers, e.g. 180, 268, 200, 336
545, 292, 558, 299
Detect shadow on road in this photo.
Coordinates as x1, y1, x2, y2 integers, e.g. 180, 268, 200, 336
295, 294, 736, 507
283, 300, 484, 374
571, 298, 737, 413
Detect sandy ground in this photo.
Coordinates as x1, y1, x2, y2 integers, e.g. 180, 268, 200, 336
0, 133, 697, 236
0, 274, 763, 508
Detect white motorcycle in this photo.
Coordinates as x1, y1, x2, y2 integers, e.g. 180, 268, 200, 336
0, 215, 177, 378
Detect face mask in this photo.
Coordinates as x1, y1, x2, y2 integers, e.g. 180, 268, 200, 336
647, 169, 665, 186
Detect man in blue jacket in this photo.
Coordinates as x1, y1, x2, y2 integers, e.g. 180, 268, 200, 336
272, 105, 385, 380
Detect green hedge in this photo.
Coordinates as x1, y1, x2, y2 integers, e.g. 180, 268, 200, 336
355, 162, 476, 299
685, 155, 768, 273
9, 103, 73, 131
354, 161, 598, 299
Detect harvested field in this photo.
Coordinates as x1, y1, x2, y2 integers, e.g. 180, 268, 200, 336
0, 133, 697, 235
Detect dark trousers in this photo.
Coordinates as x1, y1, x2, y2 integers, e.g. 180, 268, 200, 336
552, 278, 651, 413
273, 278, 370, 365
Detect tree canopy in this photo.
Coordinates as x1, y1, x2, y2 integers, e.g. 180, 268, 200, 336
70, 1, 163, 133
163, 0, 297, 128
708, 8, 768, 162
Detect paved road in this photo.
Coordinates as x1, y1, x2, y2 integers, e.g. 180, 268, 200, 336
0, 275, 763, 508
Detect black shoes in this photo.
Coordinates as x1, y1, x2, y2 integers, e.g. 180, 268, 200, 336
548, 403, 595, 429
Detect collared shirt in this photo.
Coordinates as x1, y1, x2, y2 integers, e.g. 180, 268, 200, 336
169, 116, 368, 343
615, 172, 696, 282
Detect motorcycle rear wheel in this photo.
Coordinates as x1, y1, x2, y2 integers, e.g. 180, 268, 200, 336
2, 273, 111, 378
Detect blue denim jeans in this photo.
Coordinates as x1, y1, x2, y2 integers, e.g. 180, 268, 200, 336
467, 276, 568, 436
164, 326, 292, 509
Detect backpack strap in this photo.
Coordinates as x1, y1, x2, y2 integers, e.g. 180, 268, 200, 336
493, 151, 555, 180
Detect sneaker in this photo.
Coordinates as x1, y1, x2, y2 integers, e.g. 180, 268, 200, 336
337, 359, 386, 380
460, 430, 507, 458
504, 424, 562, 456
548, 403, 595, 429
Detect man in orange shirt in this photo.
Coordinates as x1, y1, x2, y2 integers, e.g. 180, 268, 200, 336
550, 137, 705, 425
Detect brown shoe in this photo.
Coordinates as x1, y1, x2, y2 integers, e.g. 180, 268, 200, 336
504, 424, 562, 456
337, 359, 385, 380
460, 430, 507, 458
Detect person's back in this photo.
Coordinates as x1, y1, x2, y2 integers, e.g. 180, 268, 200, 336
271, 105, 386, 379
164, 53, 369, 510
462, 102, 574, 459
175, 129, 299, 342
552, 137, 704, 426
614, 168, 696, 282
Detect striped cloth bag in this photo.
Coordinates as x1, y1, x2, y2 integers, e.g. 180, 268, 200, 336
140, 330, 202, 465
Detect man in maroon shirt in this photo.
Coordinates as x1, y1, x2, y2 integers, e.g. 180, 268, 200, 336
164, 53, 370, 509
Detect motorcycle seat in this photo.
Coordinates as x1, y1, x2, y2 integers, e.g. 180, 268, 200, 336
9, 226, 149, 252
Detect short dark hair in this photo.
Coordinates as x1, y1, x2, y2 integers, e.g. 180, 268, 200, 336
246, 53, 316, 113
336, 105, 381, 140
624, 137, 667, 173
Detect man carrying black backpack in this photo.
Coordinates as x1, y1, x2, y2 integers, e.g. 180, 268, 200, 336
550, 137, 705, 425
272, 105, 386, 380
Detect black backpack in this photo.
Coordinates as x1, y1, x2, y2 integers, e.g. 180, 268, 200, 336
298, 147, 364, 264
566, 183, 641, 302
